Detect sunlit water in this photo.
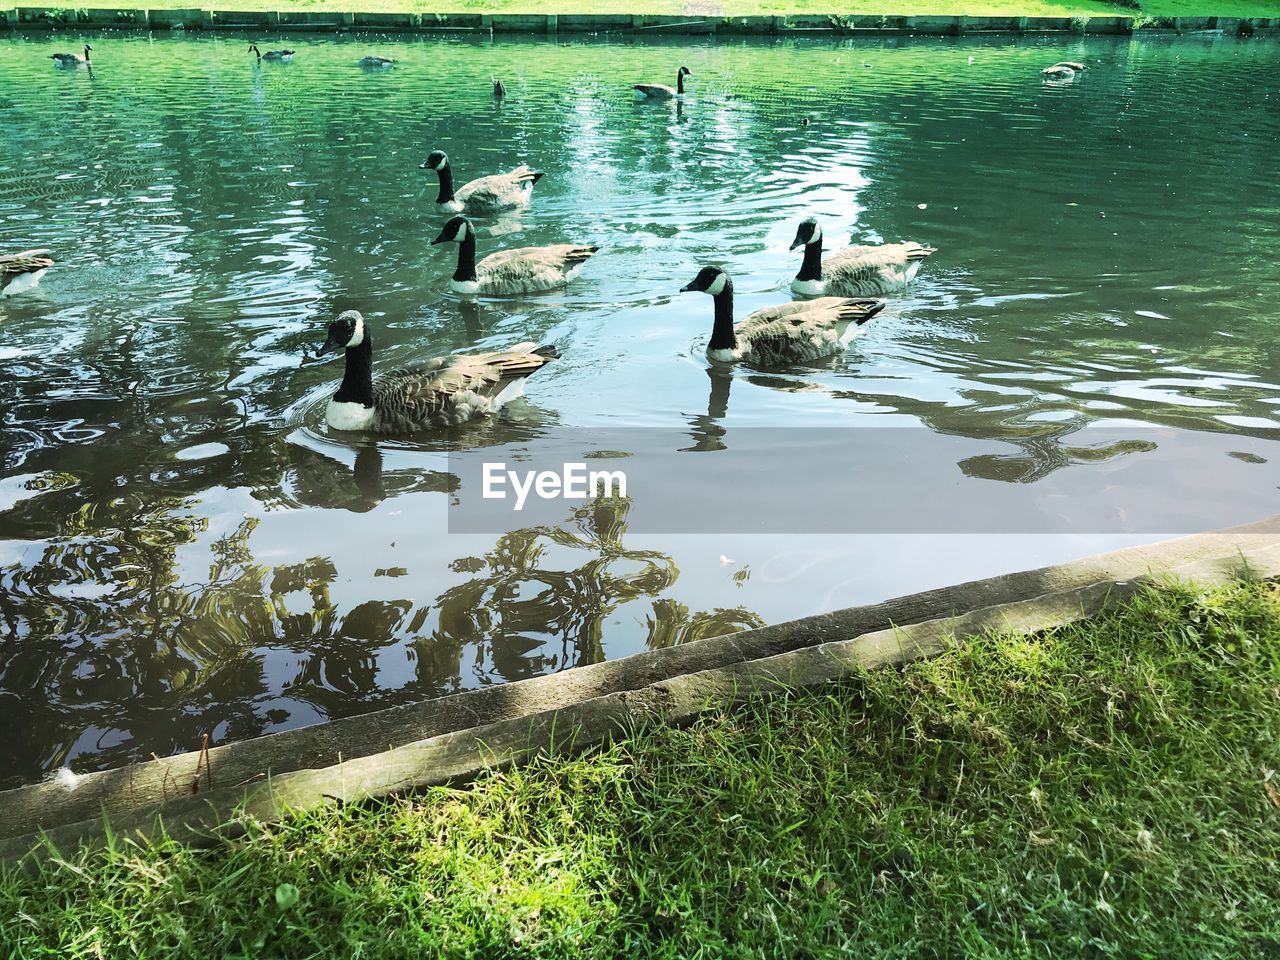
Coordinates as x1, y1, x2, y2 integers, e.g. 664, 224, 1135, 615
1, 32, 1277, 787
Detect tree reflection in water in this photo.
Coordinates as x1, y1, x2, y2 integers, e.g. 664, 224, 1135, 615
0, 482, 760, 788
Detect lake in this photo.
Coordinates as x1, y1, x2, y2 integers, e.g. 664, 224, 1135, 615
1, 30, 1277, 788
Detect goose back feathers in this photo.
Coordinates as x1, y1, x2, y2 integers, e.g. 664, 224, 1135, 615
0, 249, 54, 296
681, 267, 884, 367
419, 150, 543, 215
315, 311, 558, 433
432, 216, 598, 295
790, 217, 935, 297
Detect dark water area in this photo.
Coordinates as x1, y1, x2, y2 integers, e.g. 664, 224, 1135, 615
0, 31, 1277, 787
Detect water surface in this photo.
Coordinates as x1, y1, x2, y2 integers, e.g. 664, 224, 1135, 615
1, 32, 1278, 787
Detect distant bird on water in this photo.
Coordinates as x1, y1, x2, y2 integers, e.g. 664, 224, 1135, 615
1, 249, 54, 297
492, 77, 506, 98
634, 66, 691, 100
50, 44, 91, 68
1043, 61, 1087, 78
249, 44, 294, 63
357, 55, 396, 69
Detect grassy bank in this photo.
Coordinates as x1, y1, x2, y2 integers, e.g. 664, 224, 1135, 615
33, 0, 1280, 20
5, 579, 1280, 957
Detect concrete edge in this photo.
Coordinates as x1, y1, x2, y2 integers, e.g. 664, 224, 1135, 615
1, 9, 1277, 35
4, 520, 1280, 862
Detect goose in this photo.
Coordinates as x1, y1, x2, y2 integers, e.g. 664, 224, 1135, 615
634, 66, 691, 100
431, 216, 597, 295
313, 310, 559, 432
680, 267, 884, 367
50, 44, 91, 68
419, 150, 543, 216
789, 217, 935, 297
492, 77, 506, 98
1042, 61, 1086, 78
1, 249, 54, 297
357, 55, 396, 69
249, 44, 294, 63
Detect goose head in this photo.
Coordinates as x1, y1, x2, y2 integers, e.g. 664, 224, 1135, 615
680, 266, 731, 297
84, 44, 93, 55
789, 217, 822, 251
678, 66, 692, 78
248, 44, 260, 55
315, 310, 366, 356
419, 149, 449, 172
431, 216, 474, 246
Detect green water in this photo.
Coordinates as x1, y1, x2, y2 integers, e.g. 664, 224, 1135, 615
0, 32, 1277, 787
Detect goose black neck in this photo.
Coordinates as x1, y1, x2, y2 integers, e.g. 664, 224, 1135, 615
796, 240, 823, 281
676, 72, 685, 95
334, 336, 374, 407
435, 164, 455, 205
708, 282, 737, 351
453, 235, 478, 282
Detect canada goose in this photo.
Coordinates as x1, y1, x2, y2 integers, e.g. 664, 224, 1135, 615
313, 310, 559, 432
431, 216, 597, 295
249, 44, 294, 63
0, 249, 54, 297
1042, 61, 1086, 78
492, 77, 506, 98
50, 44, 91, 68
789, 217, 935, 297
357, 55, 396, 69
680, 267, 884, 366
419, 150, 543, 216
634, 66, 691, 100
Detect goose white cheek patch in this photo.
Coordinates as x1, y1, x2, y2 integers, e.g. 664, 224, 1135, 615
705, 273, 728, 296
809, 223, 822, 243
346, 315, 364, 348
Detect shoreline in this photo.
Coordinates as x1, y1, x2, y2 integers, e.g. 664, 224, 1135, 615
3, 9, 1278, 36
4, 514, 1279, 861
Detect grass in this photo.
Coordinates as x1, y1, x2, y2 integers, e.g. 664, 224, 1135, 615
5, 578, 1280, 957
39, 0, 1280, 20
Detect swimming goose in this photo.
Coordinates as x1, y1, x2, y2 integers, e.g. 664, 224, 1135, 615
492, 77, 506, 98
680, 267, 884, 367
419, 150, 544, 216
1042, 61, 1086, 78
50, 45, 91, 68
0, 249, 54, 297
431, 216, 598, 295
314, 310, 559, 432
634, 66, 691, 100
357, 55, 396, 69
789, 217, 935, 297
249, 44, 294, 62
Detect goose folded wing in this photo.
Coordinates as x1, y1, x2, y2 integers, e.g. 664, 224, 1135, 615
0, 250, 54, 277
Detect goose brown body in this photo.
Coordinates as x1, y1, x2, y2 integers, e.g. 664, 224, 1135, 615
790, 218, 935, 298
420, 150, 543, 216
681, 268, 884, 367
432, 216, 598, 295
314, 311, 558, 433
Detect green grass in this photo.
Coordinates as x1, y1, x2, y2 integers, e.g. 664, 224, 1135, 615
47, 0, 1280, 20
5, 578, 1280, 958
